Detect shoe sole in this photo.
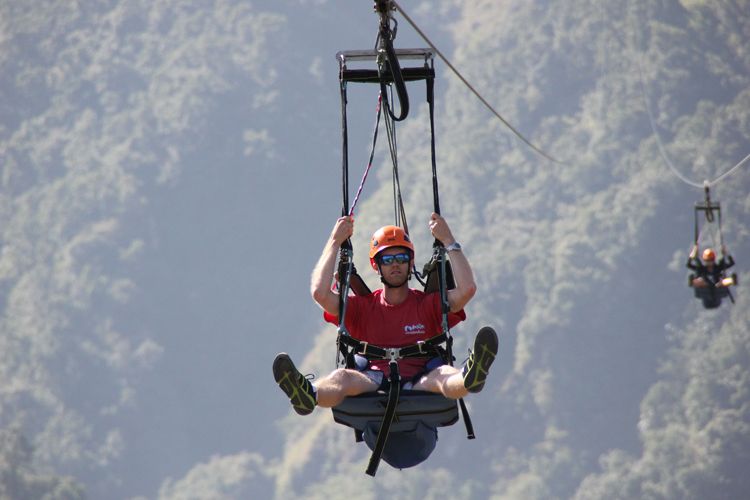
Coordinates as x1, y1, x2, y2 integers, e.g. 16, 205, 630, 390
273, 353, 315, 415
464, 326, 499, 393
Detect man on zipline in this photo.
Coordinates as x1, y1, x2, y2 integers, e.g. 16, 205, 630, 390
687, 245, 737, 308
273, 213, 498, 415
687, 245, 736, 288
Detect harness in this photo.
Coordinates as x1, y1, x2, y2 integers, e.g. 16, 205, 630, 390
331, 6, 474, 475
337, 331, 450, 366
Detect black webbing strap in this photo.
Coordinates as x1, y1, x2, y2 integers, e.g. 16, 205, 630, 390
427, 74, 439, 216
433, 233, 475, 441
422, 249, 456, 294
337, 65, 354, 350
365, 360, 401, 476
398, 338, 446, 359
337, 333, 448, 361
345, 266, 372, 297
458, 398, 475, 439
337, 52, 358, 369
340, 77, 349, 217
727, 286, 735, 304
336, 244, 355, 368
376, 1, 408, 122
704, 184, 715, 223
428, 72, 478, 436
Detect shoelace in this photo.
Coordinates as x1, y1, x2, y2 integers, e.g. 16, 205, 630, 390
301, 373, 315, 385
461, 348, 474, 367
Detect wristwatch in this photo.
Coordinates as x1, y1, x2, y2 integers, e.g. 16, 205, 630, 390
445, 241, 462, 252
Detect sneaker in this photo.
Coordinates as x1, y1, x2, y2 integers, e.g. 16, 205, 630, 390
462, 326, 498, 393
273, 353, 316, 415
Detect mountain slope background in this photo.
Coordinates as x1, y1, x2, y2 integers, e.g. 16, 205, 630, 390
1, 0, 748, 499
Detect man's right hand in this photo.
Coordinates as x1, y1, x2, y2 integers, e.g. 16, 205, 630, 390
330, 216, 354, 246
312, 216, 354, 316
689, 244, 698, 259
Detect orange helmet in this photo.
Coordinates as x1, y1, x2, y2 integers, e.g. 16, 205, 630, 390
702, 248, 716, 262
369, 225, 414, 270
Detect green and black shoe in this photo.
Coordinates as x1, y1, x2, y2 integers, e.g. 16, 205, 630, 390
273, 353, 317, 415
462, 326, 499, 394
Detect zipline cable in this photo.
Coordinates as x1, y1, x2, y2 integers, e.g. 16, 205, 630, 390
631, 1, 750, 190
711, 152, 750, 186
392, 0, 564, 165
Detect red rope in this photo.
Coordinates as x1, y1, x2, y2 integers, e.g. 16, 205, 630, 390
349, 93, 383, 216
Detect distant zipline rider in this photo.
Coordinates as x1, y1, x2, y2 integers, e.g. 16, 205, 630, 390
687, 246, 737, 309
686, 185, 738, 309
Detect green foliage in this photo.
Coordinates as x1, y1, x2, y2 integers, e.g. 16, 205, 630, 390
2, 0, 749, 497
0, 426, 85, 500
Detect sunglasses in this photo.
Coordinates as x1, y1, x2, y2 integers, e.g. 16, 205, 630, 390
378, 253, 411, 266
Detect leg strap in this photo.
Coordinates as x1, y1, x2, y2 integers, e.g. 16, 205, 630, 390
458, 398, 475, 439
366, 361, 401, 476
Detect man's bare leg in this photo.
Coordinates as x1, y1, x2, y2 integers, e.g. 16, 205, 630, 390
413, 365, 468, 399
315, 369, 379, 407
413, 326, 499, 398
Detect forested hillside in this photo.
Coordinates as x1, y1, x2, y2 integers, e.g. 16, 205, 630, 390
1, 1, 748, 499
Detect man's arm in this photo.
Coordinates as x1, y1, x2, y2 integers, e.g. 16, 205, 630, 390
310, 216, 354, 316
718, 256, 735, 272
428, 212, 477, 313
721, 246, 735, 270
686, 244, 699, 270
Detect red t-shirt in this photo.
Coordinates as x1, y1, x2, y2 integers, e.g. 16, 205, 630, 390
324, 289, 466, 378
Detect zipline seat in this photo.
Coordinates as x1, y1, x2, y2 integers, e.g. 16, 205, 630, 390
332, 390, 459, 470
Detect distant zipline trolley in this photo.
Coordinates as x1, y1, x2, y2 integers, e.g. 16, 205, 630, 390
331, 0, 476, 476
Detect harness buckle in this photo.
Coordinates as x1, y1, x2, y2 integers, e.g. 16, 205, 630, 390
386, 347, 400, 362
416, 340, 425, 354
358, 341, 369, 356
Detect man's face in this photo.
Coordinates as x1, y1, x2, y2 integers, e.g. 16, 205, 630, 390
378, 246, 411, 287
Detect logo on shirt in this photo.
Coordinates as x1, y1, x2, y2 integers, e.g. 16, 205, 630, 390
404, 323, 426, 335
